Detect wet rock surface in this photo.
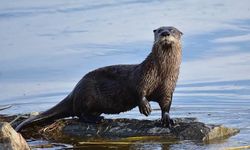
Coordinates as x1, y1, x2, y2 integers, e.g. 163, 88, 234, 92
0, 113, 240, 148
18, 117, 239, 143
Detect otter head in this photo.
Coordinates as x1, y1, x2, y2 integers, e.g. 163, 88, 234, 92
153, 26, 183, 46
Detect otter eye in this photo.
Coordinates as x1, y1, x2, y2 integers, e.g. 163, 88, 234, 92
153, 29, 157, 33
169, 29, 175, 33
158, 29, 163, 33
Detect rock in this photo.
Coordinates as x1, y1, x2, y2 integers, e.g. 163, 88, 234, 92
0, 122, 30, 150
19, 117, 239, 143
29, 112, 39, 116
203, 125, 240, 142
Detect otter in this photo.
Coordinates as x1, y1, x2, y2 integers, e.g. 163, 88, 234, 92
16, 26, 183, 131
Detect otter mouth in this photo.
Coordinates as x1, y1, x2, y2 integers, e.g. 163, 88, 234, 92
157, 37, 174, 46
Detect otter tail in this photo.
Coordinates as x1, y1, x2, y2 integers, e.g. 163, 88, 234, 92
15, 94, 73, 132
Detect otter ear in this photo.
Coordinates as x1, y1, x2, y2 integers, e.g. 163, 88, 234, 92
178, 30, 183, 36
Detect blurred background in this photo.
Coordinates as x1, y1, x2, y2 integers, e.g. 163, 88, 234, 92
0, 0, 250, 149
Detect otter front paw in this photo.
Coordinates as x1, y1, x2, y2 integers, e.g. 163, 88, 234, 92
139, 97, 152, 116
161, 112, 174, 128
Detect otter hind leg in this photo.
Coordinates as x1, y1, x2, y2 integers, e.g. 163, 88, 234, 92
79, 113, 104, 123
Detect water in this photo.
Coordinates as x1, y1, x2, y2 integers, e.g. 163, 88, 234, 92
0, 0, 250, 149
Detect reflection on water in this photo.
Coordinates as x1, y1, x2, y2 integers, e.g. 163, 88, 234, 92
0, 0, 250, 149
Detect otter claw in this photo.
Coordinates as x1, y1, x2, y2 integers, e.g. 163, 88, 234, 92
161, 112, 174, 128
139, 98, 152, 116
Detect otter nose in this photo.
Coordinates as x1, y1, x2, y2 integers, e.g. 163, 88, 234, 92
161, 31, 170, 37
